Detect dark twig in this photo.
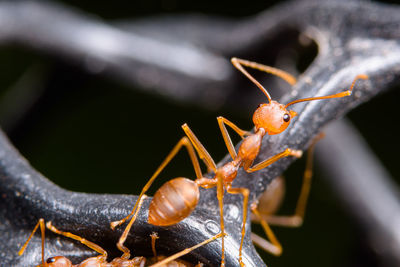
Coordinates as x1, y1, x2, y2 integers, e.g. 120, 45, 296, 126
0, 1, 231, 108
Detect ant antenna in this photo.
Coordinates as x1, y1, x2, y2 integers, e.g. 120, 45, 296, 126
285, 74, 368, 108
150, 232, 159, 259
231, 58, 273, 103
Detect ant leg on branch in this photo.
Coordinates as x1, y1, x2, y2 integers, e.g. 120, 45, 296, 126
226, 185, 250, 267
46, 221, 108, 260
116, 195, 147, 259
18, 219, 46, 266
182, 123, 227, 266
150, 233, 225, 267
256, 133, 323, 228
251, 133, 324, 256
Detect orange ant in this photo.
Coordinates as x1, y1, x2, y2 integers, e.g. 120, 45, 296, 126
183, 59, 366, 265
110, 57, 368, 266
19, 195, 221, 266
210, 58, 366, 261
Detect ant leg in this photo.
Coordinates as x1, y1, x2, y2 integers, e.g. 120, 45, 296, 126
110, 136, 204, 230
182, 123, 217, 172
226, 185, 250, 267
217, 116, 252, 160
18, 218, 46, 266
231, 57, 296, 102
246, 148, 302, 173
46, 221, 108, 260
149, 233, 225, 267
217, 174, 225, 267
117, 195, 147, 259
193, 175, 225, 267
250, 204, 282, 256
182, 123, 227, 266
257, 133, 324, 227
148, 231, 207, 267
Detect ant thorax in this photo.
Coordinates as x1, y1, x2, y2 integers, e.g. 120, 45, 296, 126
252, 101, 297, 135
237, 130, 263, 169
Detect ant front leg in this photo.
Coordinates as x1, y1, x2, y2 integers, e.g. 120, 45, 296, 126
246, 148, 302, 173
110, 136, 204, 230
226, 184, 250, 267
217, 116, 252, 160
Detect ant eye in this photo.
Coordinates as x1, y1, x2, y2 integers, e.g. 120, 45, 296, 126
283, 113, 290, 122
46, 257, 56, 263
257, 104, 263, 108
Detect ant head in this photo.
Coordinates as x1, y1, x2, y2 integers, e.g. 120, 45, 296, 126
43, 256, 72, 267
252, 73, 368, 135
253, 101, 297, 135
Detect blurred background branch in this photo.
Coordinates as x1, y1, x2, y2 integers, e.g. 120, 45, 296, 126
318, 119, 400, 266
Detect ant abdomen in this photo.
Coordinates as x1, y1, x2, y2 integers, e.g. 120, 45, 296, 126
148, 178, 200, 226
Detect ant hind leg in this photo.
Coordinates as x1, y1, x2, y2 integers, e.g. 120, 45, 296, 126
226, 185, 250, 267
251, 204, 283, 256
110, 136, 204, 230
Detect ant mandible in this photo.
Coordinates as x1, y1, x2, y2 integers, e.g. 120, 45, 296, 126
18, 195, 221, 266
110, 57, 368, 266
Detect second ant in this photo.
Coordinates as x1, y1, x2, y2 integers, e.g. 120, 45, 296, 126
18, 195, 222, 266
